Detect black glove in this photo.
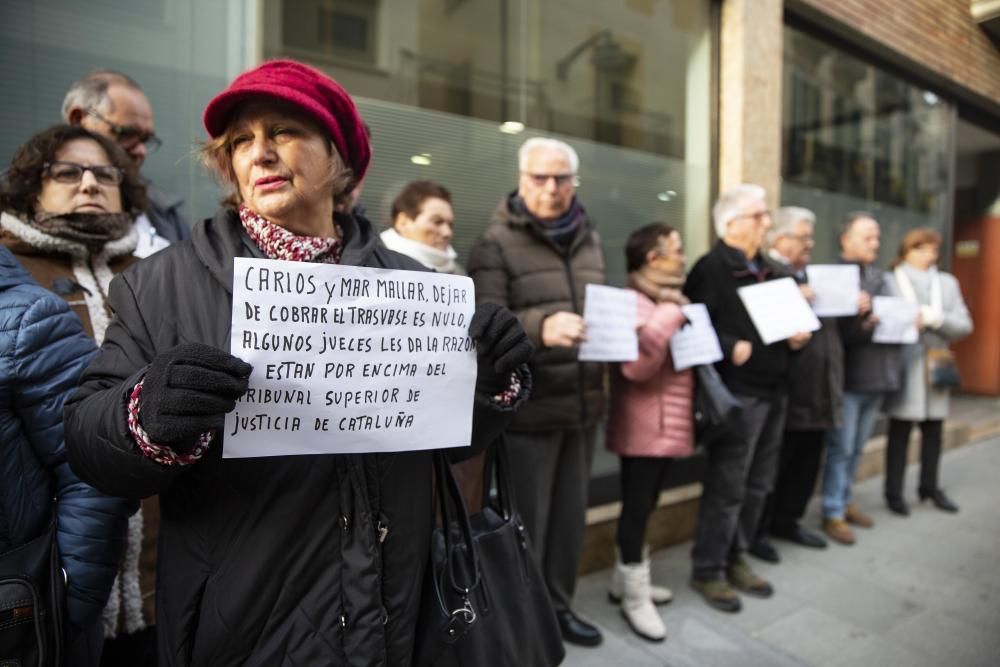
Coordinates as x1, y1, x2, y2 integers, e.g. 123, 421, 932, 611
468, 303, 534, 396
139, 342, 253, 453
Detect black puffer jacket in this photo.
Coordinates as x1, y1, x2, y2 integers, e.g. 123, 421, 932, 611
64, 210, 517, 666
466, 197, 605, 431
683, 240, 793, 399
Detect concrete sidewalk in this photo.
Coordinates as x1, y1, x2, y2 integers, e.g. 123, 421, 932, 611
564, 436, 1000, 667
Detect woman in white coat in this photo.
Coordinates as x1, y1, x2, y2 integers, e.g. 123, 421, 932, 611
883, 228, 972, 515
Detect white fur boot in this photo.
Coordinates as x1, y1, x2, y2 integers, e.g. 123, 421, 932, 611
609, 546, 673, 605
617, 558, 667, 642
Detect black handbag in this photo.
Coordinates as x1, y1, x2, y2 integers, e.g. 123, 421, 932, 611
434, 441, 565, 667
0, 519, 65, 667
693, 363, 743, 444
926, 348, 961, 388
413, 453, 481, 667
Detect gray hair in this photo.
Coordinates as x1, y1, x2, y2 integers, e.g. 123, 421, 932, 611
518, 137, 579, 174
712, 184, 766, 237
61, 69, 143, 121
767, 206, 816, 246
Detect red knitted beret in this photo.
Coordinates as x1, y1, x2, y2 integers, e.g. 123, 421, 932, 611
203, 59, 370, 183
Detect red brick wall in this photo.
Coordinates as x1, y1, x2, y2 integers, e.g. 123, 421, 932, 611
795, 0, 1000, 107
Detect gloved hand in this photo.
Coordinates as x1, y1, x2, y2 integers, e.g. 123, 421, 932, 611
139, 342, 253, 452
468, 303, 534, 396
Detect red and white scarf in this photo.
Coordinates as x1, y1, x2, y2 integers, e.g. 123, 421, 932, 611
239, 204, 343, 264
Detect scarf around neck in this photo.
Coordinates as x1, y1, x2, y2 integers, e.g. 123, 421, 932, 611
30, 211, 134, 253
239, 205, 343, 263
379, 227, 461, 274
511, 192, 584, 249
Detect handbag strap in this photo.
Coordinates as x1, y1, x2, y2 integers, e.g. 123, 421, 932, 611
482, 439, 516, 521
432, 451, 481, 597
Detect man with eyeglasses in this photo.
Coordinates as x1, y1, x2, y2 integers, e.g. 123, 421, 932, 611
748, 207, 847, 563
683, 185, 812, 614
63, 69, 191, 258
467, 137, 606, 648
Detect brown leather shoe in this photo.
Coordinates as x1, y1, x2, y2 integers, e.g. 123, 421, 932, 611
822, 518, 856, 545
845, 503, 874, 528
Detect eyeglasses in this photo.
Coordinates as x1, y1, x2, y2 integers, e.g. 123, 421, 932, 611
87, 108, 162, 153
523, 172, 577, 187
43, 161, 124, 186
788, 232, 815, 245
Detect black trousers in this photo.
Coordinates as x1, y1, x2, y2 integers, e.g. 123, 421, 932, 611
885, 418, 944, 498
691, 393, 787, 581
757, 428, 827, 538
506, 427, 596, 612
616, 456, 673, 564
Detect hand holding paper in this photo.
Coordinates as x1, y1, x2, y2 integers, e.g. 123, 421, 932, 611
668, 303, 724, 371
871, 296, 919, 344
578, 284, 639, 362
805, 264, 861, 317
736, 277, 821, 345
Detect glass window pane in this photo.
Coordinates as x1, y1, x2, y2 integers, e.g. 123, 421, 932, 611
782, 24, 954, 265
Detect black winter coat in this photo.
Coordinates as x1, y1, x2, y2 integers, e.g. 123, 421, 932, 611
838, 260, 903, 394
683, 240, 793, 399
64, 210, 516, 666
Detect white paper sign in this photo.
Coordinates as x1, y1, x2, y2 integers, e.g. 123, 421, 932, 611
737, 277, 821, 345
224, 258, 477, 458
578, 284, 638, 362
806, 264, 861, 317
872, 296, 919, 344
669, 303, 724, 371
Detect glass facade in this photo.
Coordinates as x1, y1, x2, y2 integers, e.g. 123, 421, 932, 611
0, 0, 254, 221
1, 0, 714, 492
782, 25, 955, 265
263, 0, 715, 484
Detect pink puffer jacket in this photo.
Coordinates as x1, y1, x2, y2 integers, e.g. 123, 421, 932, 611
606, 291, 694, 458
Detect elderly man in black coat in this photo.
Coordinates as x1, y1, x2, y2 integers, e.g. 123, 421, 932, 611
683, 185, 812, 613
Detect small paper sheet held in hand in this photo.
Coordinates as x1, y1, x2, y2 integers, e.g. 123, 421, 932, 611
737, 277, 821, 345
806, 264, 860, 317
224, 258, 477, 458
872, 296, 919, 344
578, 284, 639, 362
669, 303, 724, 371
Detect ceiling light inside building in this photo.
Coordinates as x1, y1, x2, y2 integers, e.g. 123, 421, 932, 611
657, 190, 677, 202
410, 153, 432, 166
499, 121, 525, 134
922, 91, 939, 105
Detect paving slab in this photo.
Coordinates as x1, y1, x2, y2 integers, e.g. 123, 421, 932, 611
562, 437, 1000, 666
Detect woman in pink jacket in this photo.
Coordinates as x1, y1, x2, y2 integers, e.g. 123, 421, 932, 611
607, 222, 694, 643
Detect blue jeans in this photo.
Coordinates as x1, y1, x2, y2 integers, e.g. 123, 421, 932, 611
821, 391, 883, 519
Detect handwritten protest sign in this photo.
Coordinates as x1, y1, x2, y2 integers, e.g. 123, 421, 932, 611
669, 303, 724, 371
578, 284, 639, 362
872, 296, 919, 344
806, 264, 861, 317
224, 258, 477, 458
737, 277, 821, 345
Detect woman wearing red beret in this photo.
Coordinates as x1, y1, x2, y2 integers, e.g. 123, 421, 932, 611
64, 59, 532, 666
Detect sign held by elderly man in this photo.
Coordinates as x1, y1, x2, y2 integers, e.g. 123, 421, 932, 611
737, 277, 821, 345
225, 258, 477, 457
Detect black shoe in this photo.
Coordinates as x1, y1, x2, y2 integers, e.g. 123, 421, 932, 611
919, 488, 959, 513
772, 523, 828, 549
886, 495, 910, 516
748, 538, 780, 563
556, 610, 603, 647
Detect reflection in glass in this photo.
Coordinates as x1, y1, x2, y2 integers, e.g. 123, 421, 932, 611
782, 25, 954, 265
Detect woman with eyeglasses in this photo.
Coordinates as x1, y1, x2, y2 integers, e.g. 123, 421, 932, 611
0, 124, 147, 665
0, 123, 160, 665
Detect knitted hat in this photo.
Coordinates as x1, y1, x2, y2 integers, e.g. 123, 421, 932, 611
203, 59, 370, 182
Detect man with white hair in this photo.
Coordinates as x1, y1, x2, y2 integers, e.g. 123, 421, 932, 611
468, 137, 606, 647
63, 69, 191, 257
683, 185, 811, 613
750, 207, 844, 562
